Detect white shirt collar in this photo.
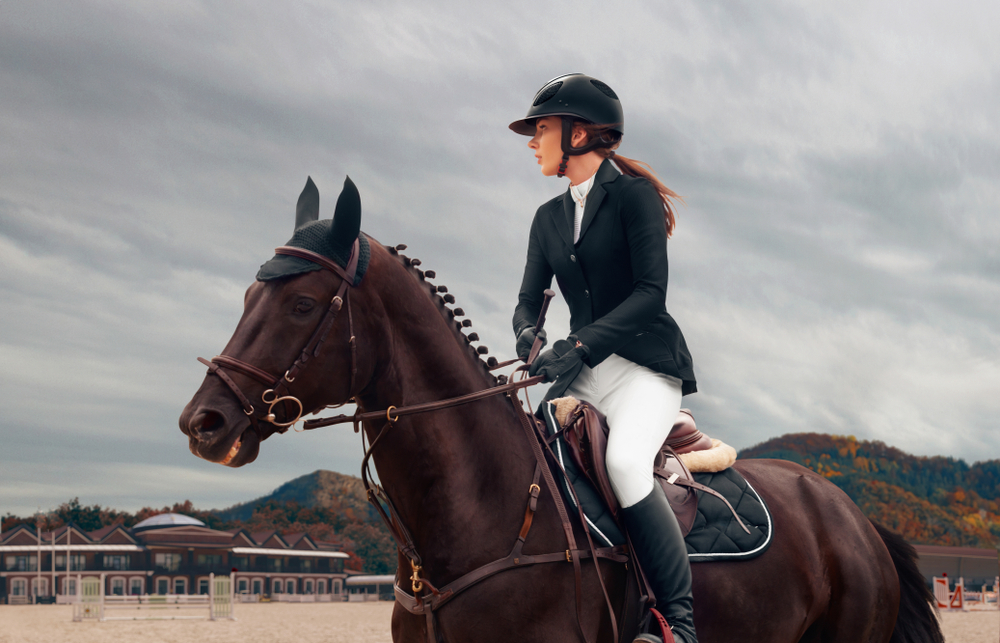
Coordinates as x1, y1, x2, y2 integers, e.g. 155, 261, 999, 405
569, 172, 597, 206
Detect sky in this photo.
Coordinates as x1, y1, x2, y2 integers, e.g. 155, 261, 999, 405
2, 0, 998, 518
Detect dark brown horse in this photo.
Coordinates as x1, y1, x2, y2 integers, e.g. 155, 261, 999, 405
179, 178, 943, 643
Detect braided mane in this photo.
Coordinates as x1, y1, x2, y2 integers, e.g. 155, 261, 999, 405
384, 243, 507, 386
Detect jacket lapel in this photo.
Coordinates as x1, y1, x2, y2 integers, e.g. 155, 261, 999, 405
558, 190, 576, 250
577, 159, 619, 243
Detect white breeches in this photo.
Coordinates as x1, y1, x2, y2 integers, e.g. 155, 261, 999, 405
563, 354, 683, 509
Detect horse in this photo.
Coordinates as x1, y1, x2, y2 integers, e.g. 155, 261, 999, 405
179, 177, 943, 643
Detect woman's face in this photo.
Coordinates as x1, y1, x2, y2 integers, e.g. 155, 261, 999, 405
528, 116, 565, 176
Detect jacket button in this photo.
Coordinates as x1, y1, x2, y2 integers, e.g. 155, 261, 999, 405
570, 255, 576, 262
584, 289, 590, 297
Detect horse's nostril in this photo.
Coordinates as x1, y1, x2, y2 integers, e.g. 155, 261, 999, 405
191, 410, 225, 437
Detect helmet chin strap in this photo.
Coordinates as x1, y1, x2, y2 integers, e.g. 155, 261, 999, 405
557, 117, 610, 179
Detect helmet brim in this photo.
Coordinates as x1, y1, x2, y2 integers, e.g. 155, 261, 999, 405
509, 112, 588, 136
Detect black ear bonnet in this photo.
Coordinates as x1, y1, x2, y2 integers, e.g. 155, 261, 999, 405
256, 176, 370, 285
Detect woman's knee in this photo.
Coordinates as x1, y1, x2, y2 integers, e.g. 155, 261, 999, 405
605, 446, 646, 491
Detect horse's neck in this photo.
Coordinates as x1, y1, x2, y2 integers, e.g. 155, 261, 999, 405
357, 272, 536, 571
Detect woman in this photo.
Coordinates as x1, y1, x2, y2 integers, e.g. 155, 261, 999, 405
510, 73, 698, 643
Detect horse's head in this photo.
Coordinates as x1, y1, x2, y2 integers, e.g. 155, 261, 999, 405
179, 177, 380, 467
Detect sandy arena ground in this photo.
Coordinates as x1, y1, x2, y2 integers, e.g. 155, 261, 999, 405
0, 603, 996, 642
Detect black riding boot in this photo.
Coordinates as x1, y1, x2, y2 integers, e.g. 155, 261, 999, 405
621, 485, 698, 643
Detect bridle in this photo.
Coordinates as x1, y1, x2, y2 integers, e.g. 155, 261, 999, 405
195, 241, 625, 642
197, 239, 362, 439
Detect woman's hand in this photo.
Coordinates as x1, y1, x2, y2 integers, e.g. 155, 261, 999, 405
516, 327, 548, 361
528, 338, 589, 383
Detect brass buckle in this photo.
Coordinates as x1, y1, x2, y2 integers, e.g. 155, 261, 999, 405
410, 559, 424, 594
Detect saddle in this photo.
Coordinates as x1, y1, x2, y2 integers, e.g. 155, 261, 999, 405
551, 398, 747, 537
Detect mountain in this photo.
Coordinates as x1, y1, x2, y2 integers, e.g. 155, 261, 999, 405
740, 433, 1000, 548
214, 470, 378, 524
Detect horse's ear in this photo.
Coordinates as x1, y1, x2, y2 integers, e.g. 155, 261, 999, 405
295, 177, 320, 231
330, 176, 361, 245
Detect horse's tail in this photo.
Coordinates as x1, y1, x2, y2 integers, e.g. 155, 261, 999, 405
872, 521, 944, 643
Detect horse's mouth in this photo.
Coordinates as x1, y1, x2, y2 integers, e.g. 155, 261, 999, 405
220, 435, 243, 466
219, 428, 259, 467
190, 424, 260, 468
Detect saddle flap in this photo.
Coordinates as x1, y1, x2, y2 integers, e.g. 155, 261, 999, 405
653, 448, 698, 536
559, 400, 698, 535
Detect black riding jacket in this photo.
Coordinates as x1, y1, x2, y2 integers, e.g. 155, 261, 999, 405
513, 159, 696, 396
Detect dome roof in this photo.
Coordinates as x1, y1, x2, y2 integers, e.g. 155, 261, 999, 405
133, 513, 206, 530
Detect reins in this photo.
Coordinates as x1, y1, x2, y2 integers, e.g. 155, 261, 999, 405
198, 244, 624, 643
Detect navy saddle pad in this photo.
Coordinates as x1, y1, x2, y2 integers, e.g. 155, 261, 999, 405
541, 402, 773, 562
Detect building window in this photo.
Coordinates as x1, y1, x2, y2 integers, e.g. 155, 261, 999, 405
286, 579, 295, 594
130, 578, 144, 595
252, 579, 262, 595
56, 554, 86, 571
232, 556, 249, 570
267, 558, 283, 573
237, 579, 248, 594
272, 579, 282, 594
196, 554, 222, 567
103, 555, 131, 570
5, 555, 37, 572
304, 580, 313, 594
316, 580, 325, 594
301, 559, 312, 573
333, 580, 342, 595
156, 578, 169, 595
198, 578, 210, 595
155, 553, 182, 572
174, 578, 187, 595
11, 579, 26, 596
111, 578, 125, 596
31, 578, 48, 597
66, 578, 77, 596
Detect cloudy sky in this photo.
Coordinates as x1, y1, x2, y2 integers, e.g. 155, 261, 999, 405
2, 0, 998, 518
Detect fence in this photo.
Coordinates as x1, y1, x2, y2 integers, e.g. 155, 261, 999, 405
72, 573, 235, 621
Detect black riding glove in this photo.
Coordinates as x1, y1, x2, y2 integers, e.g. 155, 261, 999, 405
516, 327, 548, 361
528, 337, 590, 383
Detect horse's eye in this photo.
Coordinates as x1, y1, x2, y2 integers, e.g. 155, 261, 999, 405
294, 299, 314, 314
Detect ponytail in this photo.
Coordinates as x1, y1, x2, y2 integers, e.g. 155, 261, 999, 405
577, 122, 683, 237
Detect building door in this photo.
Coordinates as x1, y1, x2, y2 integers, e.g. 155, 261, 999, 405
31, 578, 48, 597
286, 579, 295, 594
130, 578, 144, 595
174, 578, 186, 594
157, 578, 169, 595
252, 579, 262, 595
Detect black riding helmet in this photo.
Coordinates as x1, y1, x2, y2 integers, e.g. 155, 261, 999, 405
509, 73, 624, 176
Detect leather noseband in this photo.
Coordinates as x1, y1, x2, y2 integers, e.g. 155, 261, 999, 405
197, 239, 362, 439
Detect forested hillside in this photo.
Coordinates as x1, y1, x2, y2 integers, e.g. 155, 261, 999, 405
740, 433, 1000, 548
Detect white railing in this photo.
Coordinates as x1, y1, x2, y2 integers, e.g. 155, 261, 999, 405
71, 573, 236, 621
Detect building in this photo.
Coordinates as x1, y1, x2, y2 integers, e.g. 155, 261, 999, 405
0, 513, 349, 604
913, 544, 999, 589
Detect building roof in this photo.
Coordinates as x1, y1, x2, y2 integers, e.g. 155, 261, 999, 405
134, 513, 206, 530
913, 544, 999, 559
